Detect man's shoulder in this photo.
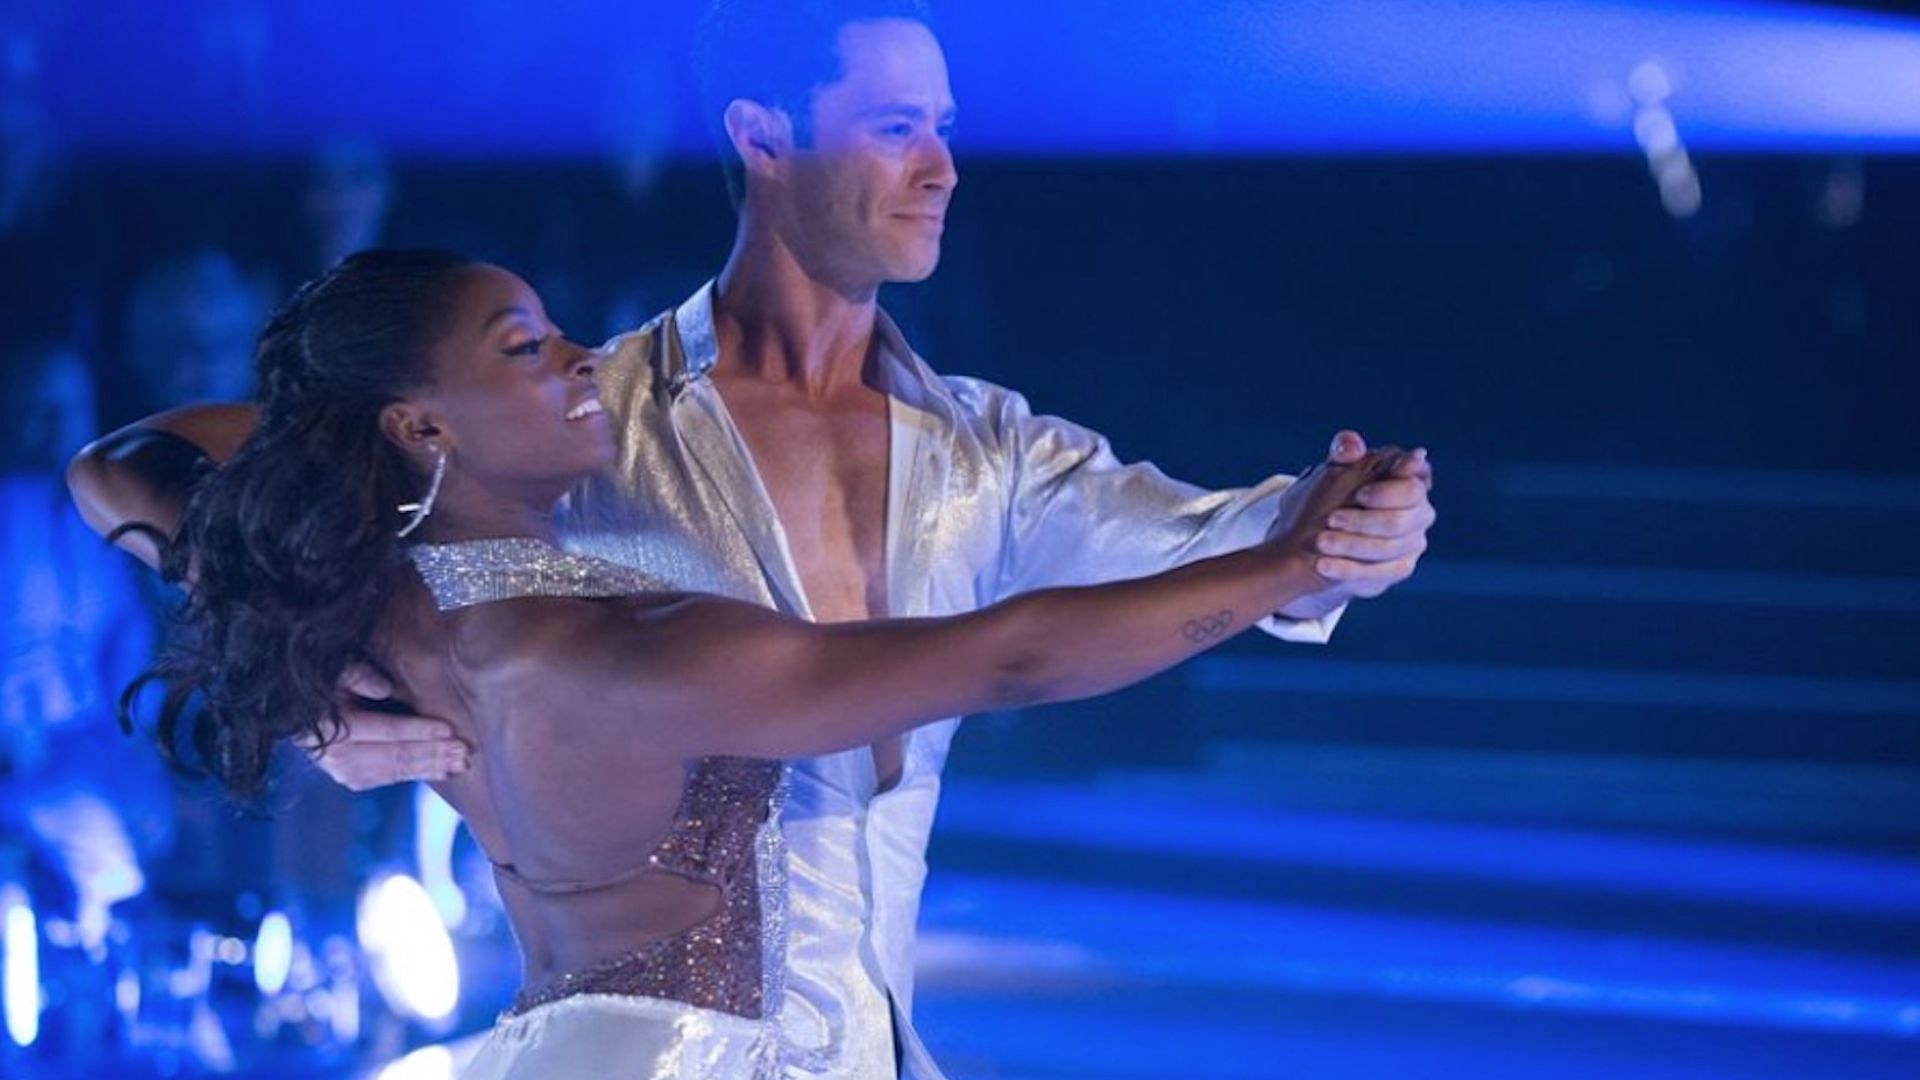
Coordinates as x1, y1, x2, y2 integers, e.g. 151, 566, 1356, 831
595, 308, 680, 405
874, 308, 1018, 424
924, 371, 1047, 443
897, 355, 1021, 424
598, 308, 674, 365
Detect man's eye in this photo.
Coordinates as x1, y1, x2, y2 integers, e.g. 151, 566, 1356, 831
507, 337, 546, 357
882, 123, 913, 138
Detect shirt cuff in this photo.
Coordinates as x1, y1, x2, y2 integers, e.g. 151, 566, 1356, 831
1255, 603, 1345, 644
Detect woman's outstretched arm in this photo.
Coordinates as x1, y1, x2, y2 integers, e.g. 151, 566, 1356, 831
460, 451, 1395, 763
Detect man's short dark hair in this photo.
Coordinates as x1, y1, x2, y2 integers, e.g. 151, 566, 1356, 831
695, 0, 936, 206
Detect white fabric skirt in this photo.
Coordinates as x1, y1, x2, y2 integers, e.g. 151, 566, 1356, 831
459, 993, 783, 1080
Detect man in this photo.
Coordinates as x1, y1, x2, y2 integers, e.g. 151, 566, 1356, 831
72, 2, 1434, 1076
337, 4, 1433, 1072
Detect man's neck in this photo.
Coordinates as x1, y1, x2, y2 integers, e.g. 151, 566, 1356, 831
712, 221, 884, 399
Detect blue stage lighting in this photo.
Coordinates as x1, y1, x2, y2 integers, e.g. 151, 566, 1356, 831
1, 884, 38, 1048
356, 874, 460, 1024
375, 1043, 459, 1080
42, 0, 1920, 155
414, 785, 467, 929
252, 910, 293, 998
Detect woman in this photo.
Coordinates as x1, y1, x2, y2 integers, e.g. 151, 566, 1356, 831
125, 250, 1392, 1077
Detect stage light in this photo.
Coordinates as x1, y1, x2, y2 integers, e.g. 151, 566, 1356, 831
1628, 59, 1674, 106
253, 911, 293, 997
323, 935, 363, 1044
49, 0, 1920, 155
115, 966, 140, 1020
356, 874, 459, 1023
1633, 109, 1680, 156
1623, 58, 1703, 221
376, 1044, 457, 1080
1659, 171, 1704, 218
1, 885, 38, 1048
414, 785, 467, 928
25, 790, 146, 954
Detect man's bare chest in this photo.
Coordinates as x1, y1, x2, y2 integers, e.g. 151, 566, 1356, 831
720, 389, 892, 622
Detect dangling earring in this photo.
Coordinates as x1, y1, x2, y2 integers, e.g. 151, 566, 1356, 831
396, 447, 447, 539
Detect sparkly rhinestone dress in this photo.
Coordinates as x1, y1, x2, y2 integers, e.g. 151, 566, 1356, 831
411, 538, 792, 1080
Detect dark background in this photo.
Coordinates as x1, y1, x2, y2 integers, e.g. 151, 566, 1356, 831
2, 0, 1917, 1076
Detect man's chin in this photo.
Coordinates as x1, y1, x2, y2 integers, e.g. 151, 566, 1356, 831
885, 253, 942, 285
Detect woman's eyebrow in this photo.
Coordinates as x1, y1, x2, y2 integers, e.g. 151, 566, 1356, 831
485, 306, 536, 331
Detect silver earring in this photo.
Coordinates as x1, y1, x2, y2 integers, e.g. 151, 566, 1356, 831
396, 447, 447, 539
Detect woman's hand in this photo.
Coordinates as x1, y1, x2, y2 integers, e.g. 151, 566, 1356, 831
1266, 446, 1410, 578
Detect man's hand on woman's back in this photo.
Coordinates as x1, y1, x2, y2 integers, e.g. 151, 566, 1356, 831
298, 661, 470, 791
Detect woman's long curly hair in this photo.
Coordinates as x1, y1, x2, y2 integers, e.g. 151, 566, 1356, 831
126, 249, 477, 800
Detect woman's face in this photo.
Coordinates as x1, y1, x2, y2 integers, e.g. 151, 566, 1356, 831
409, 265, 613, 500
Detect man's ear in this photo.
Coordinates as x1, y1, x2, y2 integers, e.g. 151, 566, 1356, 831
724, 98, 796, 183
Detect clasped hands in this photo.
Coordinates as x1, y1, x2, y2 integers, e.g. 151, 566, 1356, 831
1269, 430, 1436, 622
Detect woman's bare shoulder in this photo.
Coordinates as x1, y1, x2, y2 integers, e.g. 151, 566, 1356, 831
438, 591, 737, 688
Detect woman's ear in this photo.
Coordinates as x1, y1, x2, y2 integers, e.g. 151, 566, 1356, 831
379, 401, 444, 457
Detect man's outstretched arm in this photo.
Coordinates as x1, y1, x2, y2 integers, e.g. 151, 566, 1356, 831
68, 403, 258, 570
67, 402, 469, 787
975, 380, 1434, 638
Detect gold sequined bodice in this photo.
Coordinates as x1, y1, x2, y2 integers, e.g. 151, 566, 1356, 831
496, 755, 783, 1018
408, 537, 790, 1021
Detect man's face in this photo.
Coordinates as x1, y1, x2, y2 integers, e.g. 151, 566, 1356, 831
781, 19, 958, 291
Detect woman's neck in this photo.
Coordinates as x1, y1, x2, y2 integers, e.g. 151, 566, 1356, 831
416, 499, 562, 547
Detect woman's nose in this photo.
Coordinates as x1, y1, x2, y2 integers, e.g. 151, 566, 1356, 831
563, 341, 596, 380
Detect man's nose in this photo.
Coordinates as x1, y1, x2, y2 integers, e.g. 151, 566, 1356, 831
916, 132, 958, 192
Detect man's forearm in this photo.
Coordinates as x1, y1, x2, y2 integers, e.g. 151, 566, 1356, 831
67, 403, 258, 570
69, 428, 207, 570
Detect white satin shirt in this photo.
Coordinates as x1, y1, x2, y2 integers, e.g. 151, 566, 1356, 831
560, 284, 1339, 1078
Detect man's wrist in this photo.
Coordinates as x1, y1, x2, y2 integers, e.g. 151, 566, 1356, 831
1275, 584, 1348, 622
